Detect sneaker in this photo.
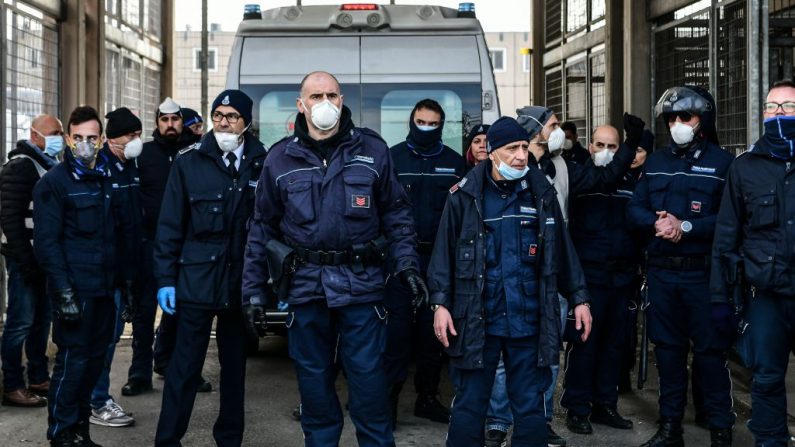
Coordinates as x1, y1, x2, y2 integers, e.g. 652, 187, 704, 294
547, 423, 567, 446
484, 428, 508, 447
89, 399, 135, 427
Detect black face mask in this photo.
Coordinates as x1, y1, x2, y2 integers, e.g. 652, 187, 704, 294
407, 120, 444, 152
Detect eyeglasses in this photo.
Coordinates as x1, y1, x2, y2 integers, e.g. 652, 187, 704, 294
70, 135, 100, 145
211, 111, 242, 124
763, 102, 795, 114
665, 111, 693, 123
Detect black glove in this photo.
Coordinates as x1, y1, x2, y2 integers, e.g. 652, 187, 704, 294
243, 296, 268, 340
399, 268, 429, 309
120, 280, 136, 323
54, 288, 81, 322
623, 112, 646, 149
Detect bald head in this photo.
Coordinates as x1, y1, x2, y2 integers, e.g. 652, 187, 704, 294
29, 114, 64, 151
299, 71, 341, 97
589, 125, 620, 155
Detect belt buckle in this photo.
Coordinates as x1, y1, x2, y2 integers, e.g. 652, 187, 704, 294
670, 257, 684, 269
317, 250, 331, 264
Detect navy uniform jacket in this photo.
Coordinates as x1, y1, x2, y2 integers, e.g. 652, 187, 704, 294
627, 140, 733, 257
712, 141, 795, 302
390, 141, 466, 266
570, 171, 641, 286
33, 150, 135, 297
154, 131, 266, 310
241, 127, 419, 308
427, 160, 589, 369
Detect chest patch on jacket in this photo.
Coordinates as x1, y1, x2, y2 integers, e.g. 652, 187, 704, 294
435, 167, 456, 174
352, 155, 374, 164
529, 244, 538, 256
691, 201, 702, 213
352, 194, 370, 208
691, 165, 716, 174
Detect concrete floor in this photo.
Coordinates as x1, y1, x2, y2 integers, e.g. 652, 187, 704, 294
1, 333, 787, 446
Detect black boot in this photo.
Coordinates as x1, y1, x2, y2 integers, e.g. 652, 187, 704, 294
389, 383, 403, 430
74, 421, 102, 447
710, 427, 732, 446
591, 405, 633, 429
50, 429, 76, 447
566, 412, 593, 434
413, 394, 450, 423
640, 420, 684, 447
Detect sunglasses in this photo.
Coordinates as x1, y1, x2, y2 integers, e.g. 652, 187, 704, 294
665, 111, 693, 123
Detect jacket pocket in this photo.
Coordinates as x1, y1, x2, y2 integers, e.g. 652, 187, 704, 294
519, 219, 539, 264
343, 174, 376, 219
188, 191, 225, 236
688, 182, 717, 217
176, 242, 227, 305
71, 195, 102, 235
743, 246, 775, 290
647, 175, 670, 211
284, 179, 315, 225
747, 192, 778, 230
446, 296, 471, 357
455, 235, 476, 279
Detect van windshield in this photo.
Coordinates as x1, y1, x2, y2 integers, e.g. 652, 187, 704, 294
242, 83, 482, 154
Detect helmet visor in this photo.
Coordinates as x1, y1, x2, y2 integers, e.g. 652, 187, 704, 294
654, 86, 712, 118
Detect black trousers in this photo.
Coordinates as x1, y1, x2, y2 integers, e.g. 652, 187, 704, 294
154, 305, 247, 447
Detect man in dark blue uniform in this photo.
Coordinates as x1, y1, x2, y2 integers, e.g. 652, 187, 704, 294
560, 121, 590, 165
153, 90, 267, 447
122, 98, 202, 396
428, 116, 592, 447
34, 106, 135, 446
385, 98, 466, 426
242, 71, 426, 447
712, 79, 795, 447
561, 125, 640, 434
628, 85, 735, 447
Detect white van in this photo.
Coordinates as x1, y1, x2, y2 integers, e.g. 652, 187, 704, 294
225, 2, 500, 154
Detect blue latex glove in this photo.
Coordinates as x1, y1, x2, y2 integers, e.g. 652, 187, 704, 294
158, 287, 176, 315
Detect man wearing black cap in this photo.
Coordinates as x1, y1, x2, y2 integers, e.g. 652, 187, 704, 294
628, 85, 735, 447
153, 89, 266, 446
85, 107, 143, 428
122, 97, 200, 397
428, 116, 592, 447
385, 98, 466, 427
181, 107, 204, 137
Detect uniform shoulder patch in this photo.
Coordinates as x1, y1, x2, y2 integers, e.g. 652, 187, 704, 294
449, 177, 468, 194
177, 142, 200, 157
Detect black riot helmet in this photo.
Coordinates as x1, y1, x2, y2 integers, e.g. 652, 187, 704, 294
654, 85, 719, 146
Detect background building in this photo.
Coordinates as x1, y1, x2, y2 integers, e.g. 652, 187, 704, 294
485, 31, 532, 115
2, 0, 174, 157
530, 0, 794, 153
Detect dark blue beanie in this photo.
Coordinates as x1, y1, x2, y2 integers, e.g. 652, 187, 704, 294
487, 117, 529, 152
211, 89, 253, 126
639, 129, 655, 153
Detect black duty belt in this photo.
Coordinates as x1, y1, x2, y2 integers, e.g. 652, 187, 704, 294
293, 236, 388, 268
582, 259, 637, 272
647, 255, 710, 271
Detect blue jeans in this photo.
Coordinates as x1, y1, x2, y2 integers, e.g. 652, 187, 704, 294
0, 259, 51, 391
486, 296, 567, 430
90, 291, 125, 409
745, 293, 795, 446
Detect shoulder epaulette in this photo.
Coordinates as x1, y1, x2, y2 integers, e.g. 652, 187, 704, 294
449, 177, 467, 194
356, 127, 388, 145
177, 142, 200, 157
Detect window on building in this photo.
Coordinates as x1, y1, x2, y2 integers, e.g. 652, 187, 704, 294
193, 48, 218, 72
489, 48, 506, 72
545, 68, 563, 117
590, 0, 606, 22
590, 52, 606, 130
567, 0, 588, 32
546, 0, 563, 44
565, 58, 588, 145
523, 54, 531, 72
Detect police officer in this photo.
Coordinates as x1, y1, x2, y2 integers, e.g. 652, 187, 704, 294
560, 121, 590, 165
182, 107, 204, 136
87, 107, 144, 428
561, 125, 639, 434
122, 98, 201, 396
465, 124, 490, 167
153, 89, 266, 446
34, 106, 135, 446
242, 71, 426, 446
712, 79, 795, 447
385, 98, 466, 426
428, 116, 592, 447
628, 85, 735, 447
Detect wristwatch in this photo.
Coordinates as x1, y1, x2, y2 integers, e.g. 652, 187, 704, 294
680, 220, 693, 233
430, 304, 442, 312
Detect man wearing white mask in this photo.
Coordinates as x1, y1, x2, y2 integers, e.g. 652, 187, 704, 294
154, 89, 267, 446
0, 114, 63, 408
560, 125, 641, 436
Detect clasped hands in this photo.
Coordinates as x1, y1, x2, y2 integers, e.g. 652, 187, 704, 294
655, 210, 683, 243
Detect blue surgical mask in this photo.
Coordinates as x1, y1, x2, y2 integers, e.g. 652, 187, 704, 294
494, 154, 529, 180
415, 124, 438, 132
43, 135, 64, 157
